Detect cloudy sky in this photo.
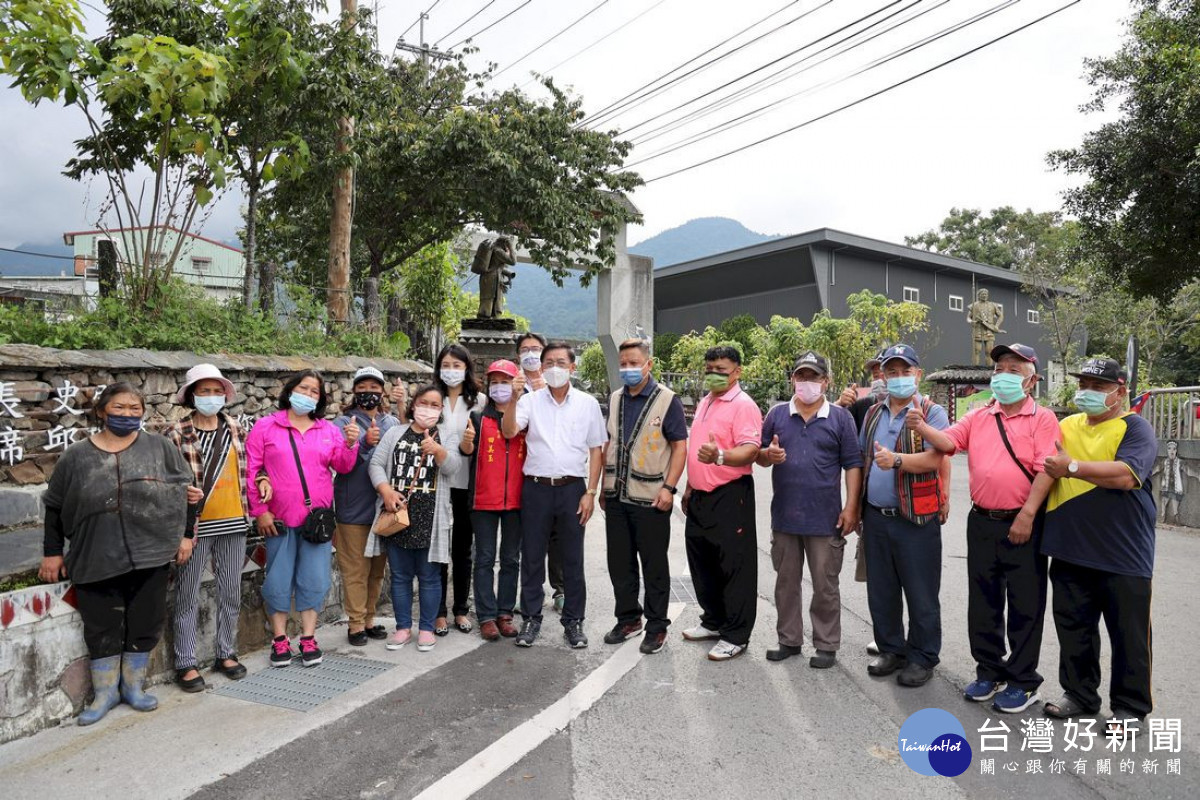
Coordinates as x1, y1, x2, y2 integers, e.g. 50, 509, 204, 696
0, 0, 1132, 253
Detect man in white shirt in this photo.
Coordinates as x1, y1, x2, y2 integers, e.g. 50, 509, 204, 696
502, 342, 607, 648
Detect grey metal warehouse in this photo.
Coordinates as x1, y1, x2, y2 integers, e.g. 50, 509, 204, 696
653, 228, 1070, 374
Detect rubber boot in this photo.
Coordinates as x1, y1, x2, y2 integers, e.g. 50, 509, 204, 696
119, 651, 159, 712
77, 655, 122, 726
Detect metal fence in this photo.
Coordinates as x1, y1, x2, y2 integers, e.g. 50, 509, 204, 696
1139, 386, 1200, 441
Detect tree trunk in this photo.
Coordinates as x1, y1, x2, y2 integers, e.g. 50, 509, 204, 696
243, 178, 258, 309
365, 276, 380, 331
258, 260, 277, 315
326, 0, 357, 331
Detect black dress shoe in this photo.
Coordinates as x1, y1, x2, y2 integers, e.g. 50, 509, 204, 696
348, 630, 369, 647
766, 643, 804, 662
809, 650, 837, 669
897, 662, 933, 687
867, 652, 907, 676
176, 668, 207, 692
365, 625, 388, 640
214, 659, 248, 680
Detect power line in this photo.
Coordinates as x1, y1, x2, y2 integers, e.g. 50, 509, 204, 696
630, 0, 1015, 164
434, 0, 498, 47
616, 0, 907, 137
448, 0, 534, 50
518, 0, 675, 89
640, 0, 1082, 183
581, 0, 816, 129
491, 0, 614, 81
399, 0, 443, 41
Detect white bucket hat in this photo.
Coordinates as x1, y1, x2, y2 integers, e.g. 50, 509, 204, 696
176, 364, 236, 403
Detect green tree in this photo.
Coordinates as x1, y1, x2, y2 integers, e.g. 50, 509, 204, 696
905, 207, 1060, 269
716, 314, 760, 360
577, 341, 610, 396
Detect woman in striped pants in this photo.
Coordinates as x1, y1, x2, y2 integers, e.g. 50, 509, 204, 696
163, 364, 259, 692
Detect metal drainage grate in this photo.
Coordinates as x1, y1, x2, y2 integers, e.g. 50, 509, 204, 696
215, 654, 395, 712
670, 575, 697, 605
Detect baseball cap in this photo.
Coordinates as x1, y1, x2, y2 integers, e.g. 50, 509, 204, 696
865, 349, 888, 369
880, 344, 920, 368
1068, 357, 1127, 385
791, 351, 829, 377
486, 359, 519, 378
990, 343, 1039, 366
352, 366, 386, 387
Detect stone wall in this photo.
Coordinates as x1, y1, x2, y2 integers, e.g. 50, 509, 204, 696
0, 344, 431, 527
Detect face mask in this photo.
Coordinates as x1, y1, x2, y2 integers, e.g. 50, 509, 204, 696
620, 367, 646, 388
886, 376, 917, 400
703, 372, 730, 393
105, 414, 142, 437
520, 351, 542, 371
413, 407, 441, 429
990, 373, 1028, 405
1074, 388, 1114, 417
289, 392, 318, 416
355, 391, 382, 410
194, 396, 226, 417
543, 366, 570, 389
440, 368, 465, 387
489, 383, 513, 404
869, 379, 887, 398
794, 380, 824, 404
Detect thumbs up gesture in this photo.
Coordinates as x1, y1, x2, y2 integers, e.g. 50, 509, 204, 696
365, 417, 381, 447
1043, 439, 1072, 479
343, 418, 361, 445
765, 434, 786, 465
512, 371, 526, 396
836, 383, 858, 408
420, 428, 442, 458
874, 441, 897, 470
905, 404, 926, 432
461, 418, 476, 451
697, 432, 721, 464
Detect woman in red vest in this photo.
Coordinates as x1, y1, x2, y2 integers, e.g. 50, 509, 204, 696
463, 360, 527, 640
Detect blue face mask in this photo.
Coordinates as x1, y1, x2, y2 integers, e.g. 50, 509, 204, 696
620, 367, 646, 388
289, 392, 318, 416
194, 396, 226, 417
886, 375, 917, 400
989, 373, 1027, 404
105, 414, 142, 437
1074, 388, 1113, 417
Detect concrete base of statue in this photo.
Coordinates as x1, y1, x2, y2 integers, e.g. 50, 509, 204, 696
460, 318, 522, 377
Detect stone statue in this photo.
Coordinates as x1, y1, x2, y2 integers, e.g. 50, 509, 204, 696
967, 288, 1005, 365
472, 237, 517, 319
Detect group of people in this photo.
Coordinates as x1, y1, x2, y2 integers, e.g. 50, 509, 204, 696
38, 332, 1158, 737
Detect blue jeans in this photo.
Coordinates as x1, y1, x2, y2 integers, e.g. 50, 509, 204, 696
385, 542, 441, 632
863, 507, 942, 668
262, 525, 333, 615
472, 510, 522, 622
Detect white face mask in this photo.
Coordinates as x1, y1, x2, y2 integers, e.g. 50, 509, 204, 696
440, 368, 465, 387
519, 351, 542, 371
543, 366, 570, 388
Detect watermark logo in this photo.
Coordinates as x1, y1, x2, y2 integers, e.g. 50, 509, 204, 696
899, 708, 973, 777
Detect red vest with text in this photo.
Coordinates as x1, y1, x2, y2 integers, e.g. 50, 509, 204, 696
469, 408, 526, 511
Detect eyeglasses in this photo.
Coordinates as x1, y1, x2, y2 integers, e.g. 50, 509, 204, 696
518, 347, 542, 355
543, 359, 572, 369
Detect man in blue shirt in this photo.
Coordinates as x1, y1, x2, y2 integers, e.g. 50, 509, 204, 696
758, 352, 863, 668
860, 344, 951, 687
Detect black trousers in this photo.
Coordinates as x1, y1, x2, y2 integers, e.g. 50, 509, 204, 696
520, 478, 586, 627
967, 510, 1048, 689
548, 523, 564, 596
1050, 558, 1153, 718
685, 475, 757, 646
606, 498, 672, 634
73, 564, 171, 659
439, 487, 474, 617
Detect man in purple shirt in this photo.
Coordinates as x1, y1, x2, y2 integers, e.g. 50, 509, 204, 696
757, 352, 863, 668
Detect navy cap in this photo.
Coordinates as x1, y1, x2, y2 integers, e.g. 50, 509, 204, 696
791, 351, 829, 377
1069, 357, 1127, 385
990, 343, 1039, 366
880, 344, 920, 368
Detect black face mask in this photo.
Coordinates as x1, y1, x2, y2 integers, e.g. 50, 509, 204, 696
355, 391, 382, 410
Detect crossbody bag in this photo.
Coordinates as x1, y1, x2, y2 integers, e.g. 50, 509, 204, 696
286, 430, 337, 544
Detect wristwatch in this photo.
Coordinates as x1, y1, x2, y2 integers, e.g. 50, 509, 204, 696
1067, 460, 1079, 475
716, 449, 726, 466
893, 453, 903, 469
664, 484, 678, 495
587, 488, 599, 497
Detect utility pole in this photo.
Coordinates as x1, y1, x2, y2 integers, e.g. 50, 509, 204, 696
326, 0, 357, 330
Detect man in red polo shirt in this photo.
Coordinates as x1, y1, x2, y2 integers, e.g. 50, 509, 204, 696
883, 343, 1061, 713
682, 345, 763, 662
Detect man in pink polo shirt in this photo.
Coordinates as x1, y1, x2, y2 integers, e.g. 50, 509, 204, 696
879, 343, 1060, 714
682, 346, 764, 661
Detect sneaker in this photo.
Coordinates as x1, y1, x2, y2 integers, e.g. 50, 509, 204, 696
603, 620, 644, 644
497, 616, 519, 638
640, 630, 667, 655
993, 685, 1040, 714
348, 630, 368, 647
270, 637, 293, 668
553, 593, 565, 614
516, 619, 541, 647
564, 621, 589, 649
386, 629, 411, 650
682, 625, 721, 642
417, 631, 436, 652
707, 640, 747, 661
365, 625, 389, 640
964, 679, 1007, 703
299, 636, 322, 667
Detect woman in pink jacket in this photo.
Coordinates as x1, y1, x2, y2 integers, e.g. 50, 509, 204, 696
246, 370, 360, 668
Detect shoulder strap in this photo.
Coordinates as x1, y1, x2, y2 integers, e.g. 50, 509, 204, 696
993, 413, 1035, 483
286, 429, 313, 509
194, 418, 229, 519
